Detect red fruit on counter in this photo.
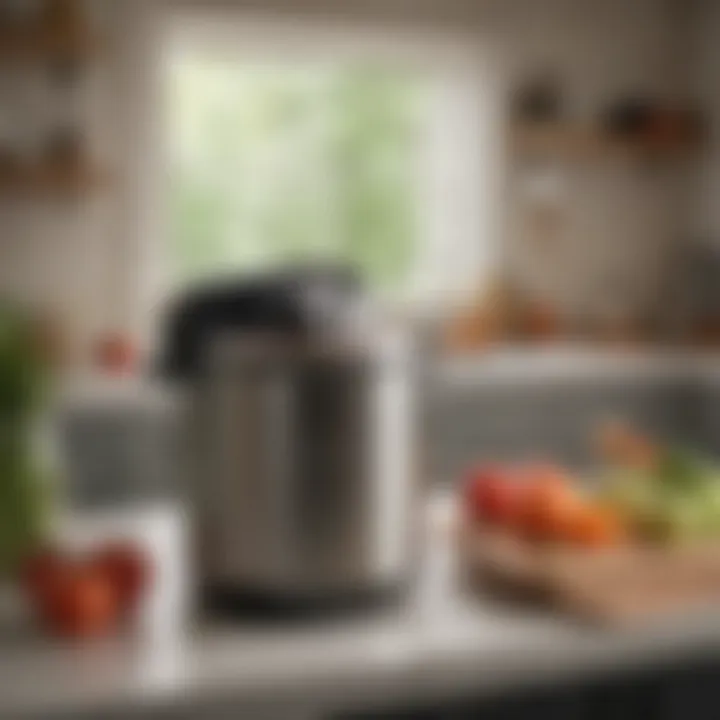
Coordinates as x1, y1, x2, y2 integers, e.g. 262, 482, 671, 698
20, 548, 65, 600
39, 565, 120, 640
91, 542, 151, 617
465, 464, 523, 526
518, 480, 580, 542
514, 464, 580, 541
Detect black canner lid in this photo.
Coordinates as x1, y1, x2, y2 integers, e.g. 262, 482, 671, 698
160, 267, 361, 380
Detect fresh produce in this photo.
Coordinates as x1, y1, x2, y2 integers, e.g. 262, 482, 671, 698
19, 542, 152, 641
37, 564, 119, 640
517, 474, 584, 542
464, 464, 523, 525
20, 547, 64, 599
598, 425, 720, 545
465, 461, 623, 549
565, 505, 625, 548
465, 423, 720, 552
0, 302, 53, 576
91, 542, 151, 617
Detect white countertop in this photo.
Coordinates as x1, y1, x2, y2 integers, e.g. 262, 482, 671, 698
4, 497, 720, 719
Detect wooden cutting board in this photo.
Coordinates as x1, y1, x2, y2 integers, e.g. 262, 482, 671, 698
459, 520, 720, 625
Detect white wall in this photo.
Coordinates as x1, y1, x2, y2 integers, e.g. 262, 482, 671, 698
0, 0, 172, 362
0, 0, 697, 357
499, 0, 690, 322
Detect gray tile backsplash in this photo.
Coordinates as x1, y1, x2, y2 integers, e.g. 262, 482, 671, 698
427, 375, 720, 482
59, 402, 182, 509
59, 363, 720, 507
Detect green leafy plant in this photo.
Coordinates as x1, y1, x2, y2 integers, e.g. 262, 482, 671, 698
0, 302, 52, 576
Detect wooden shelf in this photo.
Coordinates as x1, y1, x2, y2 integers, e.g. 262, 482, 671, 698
0, 162, 110, 197
511, 123, 699, 163
0, 24, 101, 63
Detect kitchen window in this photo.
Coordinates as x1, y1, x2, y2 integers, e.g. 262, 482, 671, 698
159, 13, 501, 314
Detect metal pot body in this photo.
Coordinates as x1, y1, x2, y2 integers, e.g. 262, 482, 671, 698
188, 337, 417, 603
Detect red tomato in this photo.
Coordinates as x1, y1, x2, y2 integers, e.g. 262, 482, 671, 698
515, 463, 588, 542
20, 548, 66, 600
519, 482, 580, 542
39, 565, 119, 640
91, 542, 151, 616
465, 464, 522, 526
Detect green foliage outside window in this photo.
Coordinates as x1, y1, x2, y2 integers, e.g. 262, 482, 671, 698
169, 59, 423, 291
